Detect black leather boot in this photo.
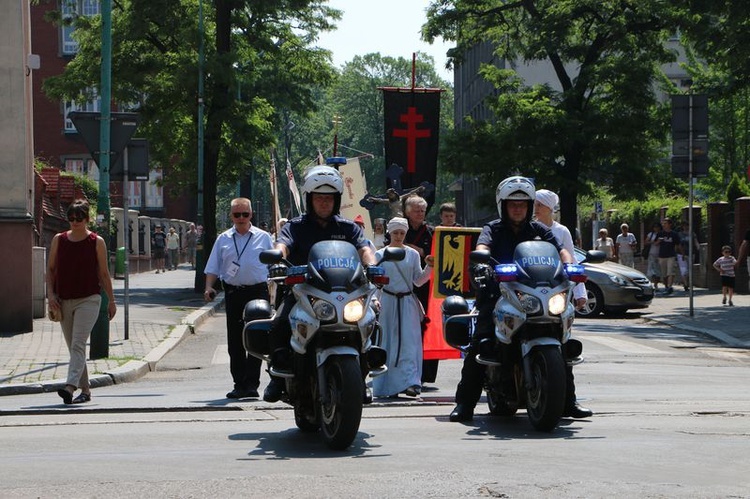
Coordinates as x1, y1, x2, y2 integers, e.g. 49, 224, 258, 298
263, 377, 285, 403
449, 404, 474, 422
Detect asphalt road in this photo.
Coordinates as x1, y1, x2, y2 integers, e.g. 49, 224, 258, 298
1, 313, 748, 498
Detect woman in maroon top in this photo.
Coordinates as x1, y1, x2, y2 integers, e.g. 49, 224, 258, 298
47, 199, 116, 404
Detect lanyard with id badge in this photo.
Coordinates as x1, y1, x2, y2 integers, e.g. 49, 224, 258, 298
225, 232, 252, 279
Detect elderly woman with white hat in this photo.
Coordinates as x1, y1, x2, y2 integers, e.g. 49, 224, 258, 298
372, 217, 434, 399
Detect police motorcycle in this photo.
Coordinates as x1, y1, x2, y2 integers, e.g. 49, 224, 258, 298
243, 239, 404, 450
442, 240, 595, 432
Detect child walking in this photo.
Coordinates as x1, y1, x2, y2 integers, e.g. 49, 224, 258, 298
713, 245, 737, 306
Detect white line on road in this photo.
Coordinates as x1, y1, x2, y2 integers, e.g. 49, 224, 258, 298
580, 334, 666, 354
212, 345, 230, 365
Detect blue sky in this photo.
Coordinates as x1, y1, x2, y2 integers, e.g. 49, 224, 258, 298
315, 0, 454, 81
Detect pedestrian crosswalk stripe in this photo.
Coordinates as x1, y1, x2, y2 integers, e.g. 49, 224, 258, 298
580, 335, 665, 354
212, 345, 230, 364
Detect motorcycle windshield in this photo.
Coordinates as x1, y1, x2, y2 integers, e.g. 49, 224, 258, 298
513, 241, 564, 287
307, 240, 367, 292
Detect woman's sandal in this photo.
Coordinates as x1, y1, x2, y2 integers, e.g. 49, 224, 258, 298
72, 393, 91, 404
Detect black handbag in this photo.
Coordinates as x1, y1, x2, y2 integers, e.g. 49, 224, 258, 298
641, 244, 650, 258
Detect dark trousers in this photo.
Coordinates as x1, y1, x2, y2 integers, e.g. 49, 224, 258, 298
415, 283, 439, 383
225, 283, 269, 390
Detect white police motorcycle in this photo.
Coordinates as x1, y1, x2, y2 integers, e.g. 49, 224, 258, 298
442, 240, 594, 431
243, 240, 403, 450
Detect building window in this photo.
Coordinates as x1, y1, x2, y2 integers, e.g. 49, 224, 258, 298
64, 97, 101, 132
63, 157, 98, 181
61, 0, 100, 55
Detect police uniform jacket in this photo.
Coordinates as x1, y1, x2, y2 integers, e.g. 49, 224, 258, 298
276, 214, 368, 266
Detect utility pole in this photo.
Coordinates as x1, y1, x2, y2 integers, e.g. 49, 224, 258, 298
194, 0, 206, 293
91, 0, 113, 359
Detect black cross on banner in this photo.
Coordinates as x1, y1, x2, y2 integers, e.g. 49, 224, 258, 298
383, 90, 440, 199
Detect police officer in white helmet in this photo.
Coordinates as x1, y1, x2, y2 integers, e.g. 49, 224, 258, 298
263, 166, 376, 402
449, 176, 576, 422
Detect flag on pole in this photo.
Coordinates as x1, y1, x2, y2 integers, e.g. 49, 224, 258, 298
286, 159, 302, 215
269, 153, 281, 229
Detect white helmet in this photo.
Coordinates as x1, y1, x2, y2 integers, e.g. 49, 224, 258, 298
302, 166, 343, 195
302, 166, 343, 215
495, 175, 535, 222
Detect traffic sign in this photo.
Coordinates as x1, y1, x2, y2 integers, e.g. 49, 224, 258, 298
69, 112, 140, 173
110, 138, 149, 181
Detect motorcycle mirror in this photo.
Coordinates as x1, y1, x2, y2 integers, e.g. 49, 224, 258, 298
469, 250, 491, 265
260, 249, 284, 265
381, 247, 406, 262
583, 250, 607, 264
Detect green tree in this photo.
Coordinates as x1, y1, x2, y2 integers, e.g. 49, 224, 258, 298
424, 0, 682, 233
42, 0, 339, 250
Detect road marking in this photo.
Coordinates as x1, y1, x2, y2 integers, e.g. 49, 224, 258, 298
212, 345, 230, 364
580, 334, 666, 354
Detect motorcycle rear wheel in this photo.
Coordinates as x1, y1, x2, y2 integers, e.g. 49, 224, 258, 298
319, 356, 364, 450
525, 345, 566, 432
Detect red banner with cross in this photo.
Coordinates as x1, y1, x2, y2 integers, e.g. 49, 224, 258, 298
382, 89, 440, 196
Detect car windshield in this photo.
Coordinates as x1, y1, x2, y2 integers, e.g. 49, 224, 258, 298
574, 247, 586, 264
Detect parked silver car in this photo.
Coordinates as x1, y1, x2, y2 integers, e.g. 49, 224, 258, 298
574, 248, 654, 317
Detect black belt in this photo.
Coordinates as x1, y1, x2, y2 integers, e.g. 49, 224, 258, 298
223, 282, 267, 292
382, 288, 413, 298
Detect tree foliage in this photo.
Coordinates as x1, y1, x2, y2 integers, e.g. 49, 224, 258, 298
424, 0, 684, 232
42, 0, 339, 249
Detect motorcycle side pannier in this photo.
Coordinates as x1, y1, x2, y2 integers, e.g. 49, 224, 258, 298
442, 295, 472, 349
242, 299, 273, 355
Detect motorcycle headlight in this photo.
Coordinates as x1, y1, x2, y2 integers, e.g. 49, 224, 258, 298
343, 298, 365, 323
548, 292, 568, 315
517, 293, 541, 314
312, 299, 336, 321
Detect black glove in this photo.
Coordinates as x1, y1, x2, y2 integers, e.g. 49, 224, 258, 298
469, 264, 492, 290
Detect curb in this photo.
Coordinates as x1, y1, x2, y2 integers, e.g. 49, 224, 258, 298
0, 297, 224, 397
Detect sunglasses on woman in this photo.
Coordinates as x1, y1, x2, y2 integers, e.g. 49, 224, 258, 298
232, 212, 250, 218
67, 215, 86, 222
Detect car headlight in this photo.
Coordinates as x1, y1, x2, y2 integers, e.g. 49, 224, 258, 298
343, 298, 365, 323
548, 292, 568, 315
312, 299, 336, 321
608, 274, 628, 286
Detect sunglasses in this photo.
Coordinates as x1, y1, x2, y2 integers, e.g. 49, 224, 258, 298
67, 215, 86, 222
232, 212, 250, 218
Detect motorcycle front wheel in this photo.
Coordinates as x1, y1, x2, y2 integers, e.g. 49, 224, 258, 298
525, 345, 566, 432
294, 405, 319, 433
319, 356, 364, 450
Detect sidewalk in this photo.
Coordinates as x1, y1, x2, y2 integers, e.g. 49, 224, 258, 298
1, 268, 748, 398
640, 286, 750, 348
0, 265, 223, 396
